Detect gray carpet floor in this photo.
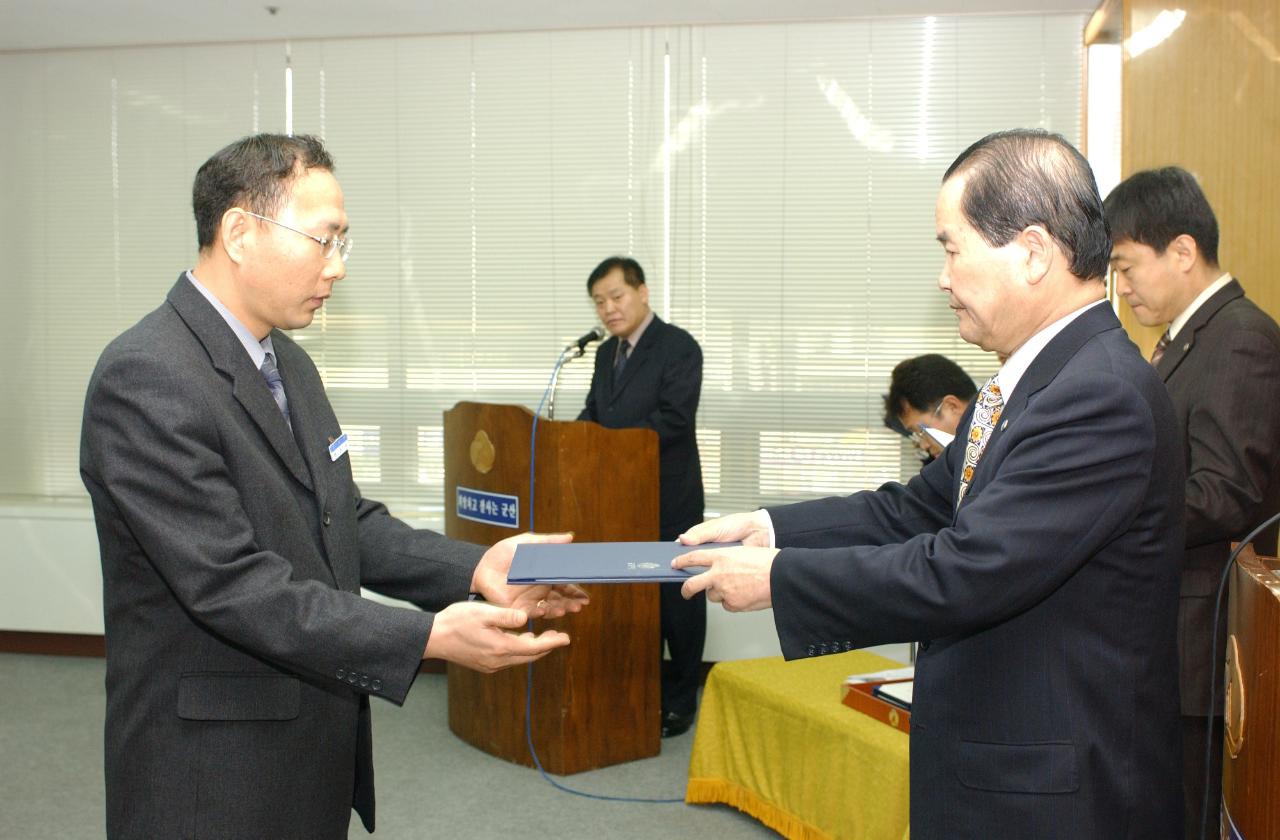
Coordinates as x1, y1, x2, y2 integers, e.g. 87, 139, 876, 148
0, 653, 779, 839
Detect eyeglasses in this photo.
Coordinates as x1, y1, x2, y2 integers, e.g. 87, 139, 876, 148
907, 401, 947, 453
243, 210, 353, 263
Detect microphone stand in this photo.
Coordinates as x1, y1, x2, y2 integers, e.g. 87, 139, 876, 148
545, 347, 576, 420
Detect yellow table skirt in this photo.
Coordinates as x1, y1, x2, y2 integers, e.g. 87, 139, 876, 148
687, 651, 910, 840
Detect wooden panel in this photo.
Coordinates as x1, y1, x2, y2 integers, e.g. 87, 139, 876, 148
1223, 545, 1280, 839
442, 401, 661, 775
0, 631, 105, 657
1120, 0, 1280, 354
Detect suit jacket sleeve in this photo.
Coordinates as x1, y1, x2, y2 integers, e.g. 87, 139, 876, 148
768, 368, 1158, 656
352, 494, 482, 613
644, 332, 702, 446
578, 348, 603, 423
768, 439, 959, 549
82, 349, 452, 704
1183, 328, 1280, 545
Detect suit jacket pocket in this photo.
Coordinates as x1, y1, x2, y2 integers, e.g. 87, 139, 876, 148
955, 739, 1079, 794
177, 672, 301, 721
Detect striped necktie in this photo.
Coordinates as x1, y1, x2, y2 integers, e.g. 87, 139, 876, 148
958, 376, 1003, 504
260, 351, 291, 427
1149, 330, 1171, 367
614, 340, 632, 378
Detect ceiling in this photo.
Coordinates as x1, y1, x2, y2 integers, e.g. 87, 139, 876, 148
1, 0, 1099, 52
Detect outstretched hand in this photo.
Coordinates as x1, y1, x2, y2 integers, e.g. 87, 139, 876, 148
424, 601, 570, 673
472, 531, 590, 619
678, 510, 773, 548
673, 545, 779, 612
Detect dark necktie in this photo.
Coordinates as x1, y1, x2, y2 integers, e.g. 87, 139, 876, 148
614, 340, 632, 378
260, 351, 291, 426
1150, 330, 1171, 367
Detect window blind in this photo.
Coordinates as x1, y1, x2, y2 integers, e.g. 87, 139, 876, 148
1, 13, 1087, 524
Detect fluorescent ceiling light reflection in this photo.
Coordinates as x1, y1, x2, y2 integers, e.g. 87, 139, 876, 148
653, 98, 762, 170
1125, 9, 1186, 58
816, 75, 894, 154
1228, 11, 1280, 62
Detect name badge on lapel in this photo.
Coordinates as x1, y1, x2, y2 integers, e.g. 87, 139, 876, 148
328, 433, 349, 462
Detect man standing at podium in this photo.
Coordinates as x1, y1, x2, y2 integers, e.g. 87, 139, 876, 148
676, 130, 1185, 838
1105, 166, 1280, 839
579, 256, 706, 738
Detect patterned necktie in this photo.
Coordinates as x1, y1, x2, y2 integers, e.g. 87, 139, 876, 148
260, 352, 291, 426
1149, 330, 1171, 367
958, 376, 1003, 504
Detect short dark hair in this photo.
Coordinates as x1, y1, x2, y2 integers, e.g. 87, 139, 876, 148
193, 134, 334, 251
1102, 166, 1219, 266
882, 354, 978, 436
587, 256, 646, 293
944, 129, 1111, 281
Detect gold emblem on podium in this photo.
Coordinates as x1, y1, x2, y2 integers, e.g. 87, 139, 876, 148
470, 430, 496, 474
1225, 634, 1246, 759
888, 708, 900, 729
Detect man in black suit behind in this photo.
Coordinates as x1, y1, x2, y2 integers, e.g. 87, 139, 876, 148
578, 256, 706, 738
675, 130, 1185, 838
1106, 166, 1280, 839
80, 134, 587, 839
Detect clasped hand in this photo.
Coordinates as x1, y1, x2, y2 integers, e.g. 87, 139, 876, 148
673, 511, 779, 612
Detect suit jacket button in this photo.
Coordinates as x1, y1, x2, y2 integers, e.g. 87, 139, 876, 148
323, 511, 332, 526
371, 679, 382, 692
806, 644, 816, 656
336, 668, 346, 679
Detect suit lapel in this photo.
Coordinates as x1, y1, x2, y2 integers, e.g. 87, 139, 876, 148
165, 277, 314, 492
273, 335, 333, 498
608, 316, 661, 402
1156, 279, 1244, 382
954, 302, 1122, 506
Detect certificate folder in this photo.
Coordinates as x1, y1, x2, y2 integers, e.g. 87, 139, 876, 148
508, 541, 738, 584
843, 668, 913, 734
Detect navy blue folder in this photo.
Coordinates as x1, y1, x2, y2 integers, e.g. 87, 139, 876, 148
507, 541, 739, 584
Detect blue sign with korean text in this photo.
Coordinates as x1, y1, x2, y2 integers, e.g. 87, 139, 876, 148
455, 486, 520, 529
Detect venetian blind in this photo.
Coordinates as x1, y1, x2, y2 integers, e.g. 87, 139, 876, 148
1, 13, 1086, 523
0, 43, 287, 499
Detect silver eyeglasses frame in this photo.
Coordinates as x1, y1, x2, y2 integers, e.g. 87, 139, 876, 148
242, 210, 353, 263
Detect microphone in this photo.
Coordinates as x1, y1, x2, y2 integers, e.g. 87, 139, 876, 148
566, 326, 606, 355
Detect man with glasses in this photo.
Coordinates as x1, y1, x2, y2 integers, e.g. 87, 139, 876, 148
882, 353, 978, 463
80, 134, 588, 839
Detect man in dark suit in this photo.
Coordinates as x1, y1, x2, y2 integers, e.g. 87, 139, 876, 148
79, 134, 587, 839
1105, 166, 1280, 839
675, 130, 1184, 838
882, 353, 978, 463
578, 256, 705, 738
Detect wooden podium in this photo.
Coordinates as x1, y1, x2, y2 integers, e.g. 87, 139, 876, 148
1222, 544, 1280, 839
442, 401, 661, 774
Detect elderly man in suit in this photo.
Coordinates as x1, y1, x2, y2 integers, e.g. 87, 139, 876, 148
80, 133, 587, 839
578, 256, 705, 738
1105, 166, 1280, 839
675, 129, 1185, 839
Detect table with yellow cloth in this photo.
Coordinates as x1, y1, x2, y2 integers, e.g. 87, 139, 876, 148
686, 650, 910, 840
